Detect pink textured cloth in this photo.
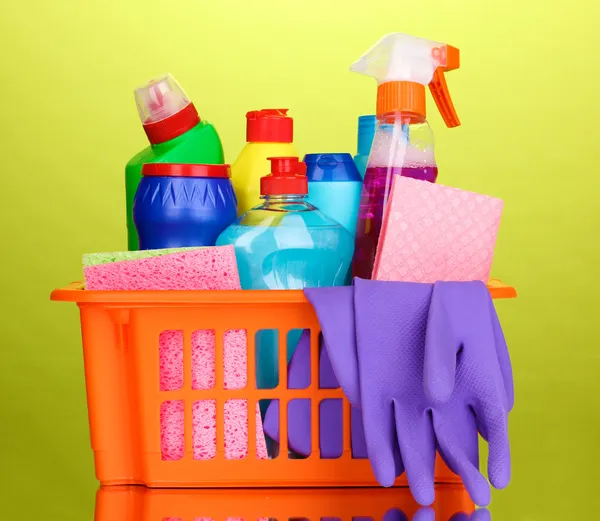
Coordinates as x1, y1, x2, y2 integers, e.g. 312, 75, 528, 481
373, 177, 503, 283
83, 246, 268, 460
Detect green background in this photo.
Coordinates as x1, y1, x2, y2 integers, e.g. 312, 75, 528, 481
0, 0, 598, 518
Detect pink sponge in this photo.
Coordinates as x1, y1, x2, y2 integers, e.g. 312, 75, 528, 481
83, 246, 241, 291
159, 329, 268, 461
83, 246, 268, 460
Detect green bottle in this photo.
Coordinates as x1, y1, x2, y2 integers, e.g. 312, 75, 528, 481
126, 74, 224, 250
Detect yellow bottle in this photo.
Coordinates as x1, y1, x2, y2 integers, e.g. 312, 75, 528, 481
232, 109, 298, 215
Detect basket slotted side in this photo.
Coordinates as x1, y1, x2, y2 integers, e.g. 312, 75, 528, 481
52, 281, 516, 487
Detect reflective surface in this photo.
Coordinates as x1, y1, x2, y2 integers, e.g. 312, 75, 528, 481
93, 485, 482, 521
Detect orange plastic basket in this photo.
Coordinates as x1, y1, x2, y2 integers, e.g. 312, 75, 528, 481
51, 279, 516, 488
95, 485, 475, 521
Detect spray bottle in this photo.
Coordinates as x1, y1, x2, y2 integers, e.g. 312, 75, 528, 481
350, 33, 460, 279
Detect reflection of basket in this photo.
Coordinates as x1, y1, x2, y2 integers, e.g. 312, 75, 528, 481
94, 485, 475, 521
52, 280, 516, 487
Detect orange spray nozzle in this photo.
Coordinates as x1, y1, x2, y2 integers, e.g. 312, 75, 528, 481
352, 34, 461, 128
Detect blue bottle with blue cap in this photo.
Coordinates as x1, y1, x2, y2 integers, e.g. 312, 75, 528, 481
304, 153, 362, 237
353, 115, 376, 179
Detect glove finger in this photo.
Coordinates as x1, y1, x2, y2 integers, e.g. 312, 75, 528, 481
362, 400, 404, 487
489, 299, 514, 410
433, 409, 491, 507
423, 283, 458, 403
474, 400, 511, 489
393, 401, 436, 506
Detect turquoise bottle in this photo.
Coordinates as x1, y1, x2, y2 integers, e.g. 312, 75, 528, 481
304, 153, 362, 238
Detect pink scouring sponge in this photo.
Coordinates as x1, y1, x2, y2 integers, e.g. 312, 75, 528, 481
83, 246, 241, 291
82, 246, 268, 460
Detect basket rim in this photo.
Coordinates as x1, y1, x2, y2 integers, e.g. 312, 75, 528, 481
50, 279, 517, 304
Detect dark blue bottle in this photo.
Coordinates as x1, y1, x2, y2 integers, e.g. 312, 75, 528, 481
134, 163, 237, 250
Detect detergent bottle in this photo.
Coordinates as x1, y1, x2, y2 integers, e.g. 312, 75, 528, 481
351, 33, 461, 279
217, 157, 354, 391
231, 109, 297, 215
304, 153, 362, 237
125, 74, 224, 250
353, 115, 376, 179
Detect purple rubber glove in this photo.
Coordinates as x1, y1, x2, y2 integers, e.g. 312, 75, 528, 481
352, 278, 437, 504
352, 278, 513, 506
424, 281, 513, 504
267, 279, 513, 508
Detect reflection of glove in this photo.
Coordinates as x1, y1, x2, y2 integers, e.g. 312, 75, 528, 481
383, 508, 409, 521
424, 281, 513, 505
448, 508, 491, 521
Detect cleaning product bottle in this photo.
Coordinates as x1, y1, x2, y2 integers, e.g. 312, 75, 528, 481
353, 115, 377, 179
134, 163, 237, 249
126, 74, 224, 251
217, 157, 354, 390
304, 153, 362, 237
351, 33, 461, 279
231, 109, 297, 215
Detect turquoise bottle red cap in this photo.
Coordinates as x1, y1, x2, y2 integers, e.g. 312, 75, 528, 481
260, 157, 307, 196
246, 109, 293, 143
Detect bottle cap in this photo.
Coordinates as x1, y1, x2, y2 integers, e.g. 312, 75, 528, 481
134, 74, 200, 144
246, 109, 293, 143
260, 157, 307, 196
304, 153, 362, 182
142, 163, 231, 178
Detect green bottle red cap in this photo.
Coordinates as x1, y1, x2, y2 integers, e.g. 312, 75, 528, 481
135, 74, 200, 145
260, 157, 307, 196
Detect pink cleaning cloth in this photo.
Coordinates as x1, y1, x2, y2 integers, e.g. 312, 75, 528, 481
83, 246, 268, 461
373, 177, 504, 283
